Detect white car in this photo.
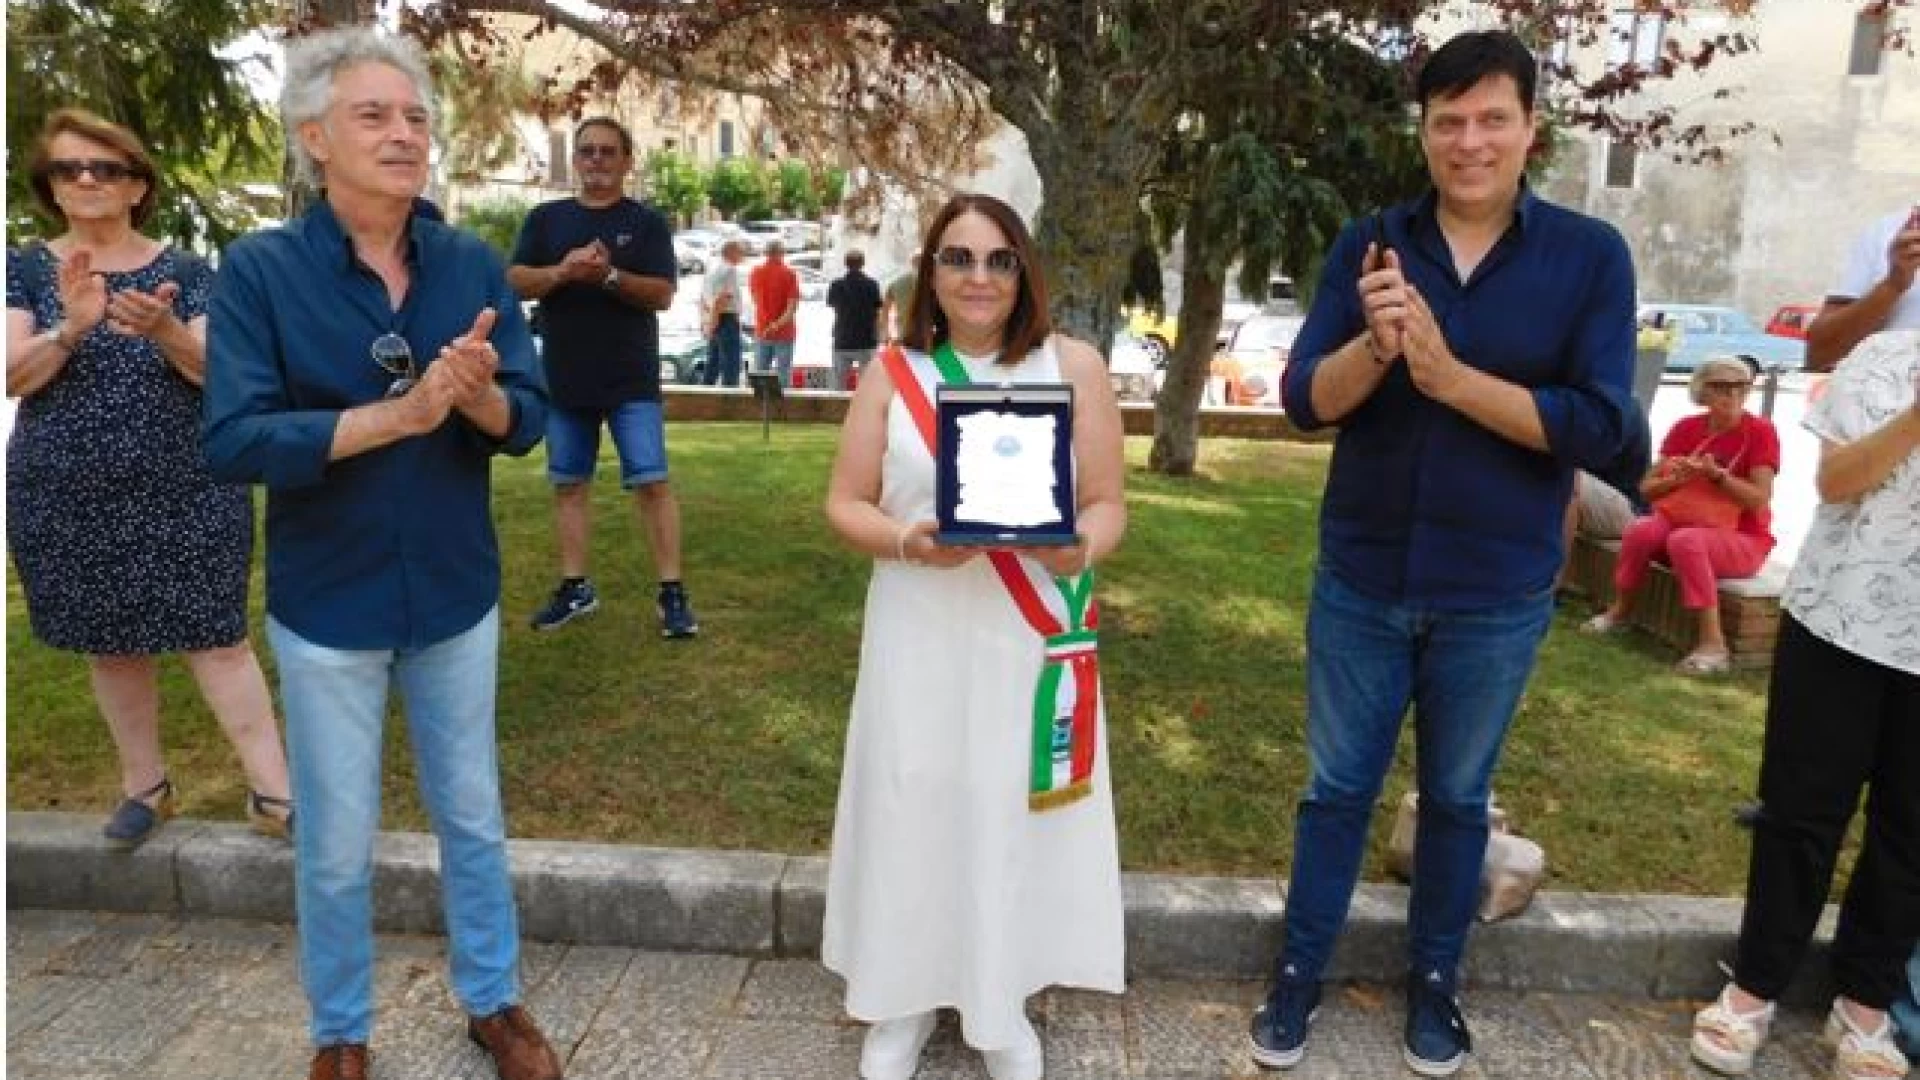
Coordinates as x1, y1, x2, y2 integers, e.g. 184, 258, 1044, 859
1214, 312, 1304, 408
1108, 332, 1162, 403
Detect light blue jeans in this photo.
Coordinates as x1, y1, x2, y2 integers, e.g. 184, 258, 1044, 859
1275, 568, 1553, 988
267, 608, 520, 1045
754, 339, 795, 382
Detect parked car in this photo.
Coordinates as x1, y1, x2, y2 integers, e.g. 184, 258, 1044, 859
1764, 303, 1820, 341
674, 229, 724, 275
1213, 311, 1304, 407
1108, 332, 1161, 403
1637, 302, 1802, 375
745, 218, 823, 252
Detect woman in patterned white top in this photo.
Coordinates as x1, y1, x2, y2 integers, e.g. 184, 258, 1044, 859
1690, 329, 1920, 1080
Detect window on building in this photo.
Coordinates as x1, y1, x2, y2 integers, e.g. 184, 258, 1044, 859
720, 120, 735, 158
1604, 139, 1638, 189
1849, 7, 1887, 76
1607, 7, 1667, 70
548, 129, 569, 186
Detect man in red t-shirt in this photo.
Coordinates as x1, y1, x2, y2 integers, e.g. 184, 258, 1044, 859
748, 241, 801, 382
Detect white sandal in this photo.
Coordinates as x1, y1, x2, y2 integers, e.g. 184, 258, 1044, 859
1677, 649, 1732, 675
1823, 1000, 1910, 1080
1690, 983, 1775, 1075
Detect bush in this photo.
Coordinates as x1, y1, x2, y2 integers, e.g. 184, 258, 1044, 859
459, 198, 535, 258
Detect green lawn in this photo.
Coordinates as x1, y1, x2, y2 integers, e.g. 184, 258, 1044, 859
7, 423, 1789, 895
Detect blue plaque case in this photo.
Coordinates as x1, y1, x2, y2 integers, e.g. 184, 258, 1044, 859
933, 382, 1077, 547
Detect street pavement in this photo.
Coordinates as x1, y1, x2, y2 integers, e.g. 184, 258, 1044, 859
7, 909, 1843, 1080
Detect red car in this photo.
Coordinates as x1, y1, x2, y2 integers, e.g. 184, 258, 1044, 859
1764, 303, 1820, 341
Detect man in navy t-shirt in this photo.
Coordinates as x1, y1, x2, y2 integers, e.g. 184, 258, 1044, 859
508, 117, 698, 638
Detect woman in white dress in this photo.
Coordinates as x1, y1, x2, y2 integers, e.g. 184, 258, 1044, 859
822, 193, 1128, 1080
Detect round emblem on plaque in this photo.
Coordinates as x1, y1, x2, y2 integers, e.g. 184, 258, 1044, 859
993, 434, 1023, 457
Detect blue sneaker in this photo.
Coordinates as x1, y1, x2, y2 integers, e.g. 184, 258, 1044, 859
1404, 971, 1472, 1077
1249, 965, 1320, 1070
531, 579, 599, 631
659, 584, 699, 639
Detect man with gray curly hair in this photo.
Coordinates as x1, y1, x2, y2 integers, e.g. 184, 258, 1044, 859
201, 25, 561, 1080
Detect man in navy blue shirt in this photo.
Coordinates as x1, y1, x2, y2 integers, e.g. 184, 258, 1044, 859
508, 118, 698, 638
1249, 31, 1636, 1077
201, 27, 559, 1080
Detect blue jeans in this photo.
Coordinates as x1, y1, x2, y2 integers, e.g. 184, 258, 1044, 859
705, 314, 742, 387
754, 339, 795, 382
1896, 946, 1920, 1056
1277, 569, 1553, 986
267, 608, 520, 1045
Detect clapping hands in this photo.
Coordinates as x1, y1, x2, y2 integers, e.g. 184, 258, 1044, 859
560, 241, 611, 284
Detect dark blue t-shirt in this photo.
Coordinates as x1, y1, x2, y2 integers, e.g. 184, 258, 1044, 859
511, 197, 677, 409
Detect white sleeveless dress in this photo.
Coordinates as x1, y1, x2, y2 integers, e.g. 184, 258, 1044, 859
821, 341, 1126, 1051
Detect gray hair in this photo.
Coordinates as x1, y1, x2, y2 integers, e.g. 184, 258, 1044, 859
280, 26, 436, 188
1687, 356, 1755, 406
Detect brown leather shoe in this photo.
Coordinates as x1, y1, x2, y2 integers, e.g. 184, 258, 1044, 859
308, 1043, 370, 1080
468, 1005, 563, 1080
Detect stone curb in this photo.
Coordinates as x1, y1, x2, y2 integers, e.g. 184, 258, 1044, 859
5, 811, 1834, 1004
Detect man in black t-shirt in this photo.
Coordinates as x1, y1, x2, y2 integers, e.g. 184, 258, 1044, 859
508, 117, 698, 638
825, 250, 883, 390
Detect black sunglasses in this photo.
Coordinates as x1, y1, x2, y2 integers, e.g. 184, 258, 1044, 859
934, 245, 1022, 278
574, 144, 624, 160
370, 332, 417, 398
1702, 380, 1752, 393
46, 158, 136, 183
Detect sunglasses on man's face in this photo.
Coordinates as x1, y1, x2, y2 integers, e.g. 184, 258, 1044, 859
370, 333, 418, 398
933, 246, 1022, 278
574, 144, 624, 161
46, 158, 136, 184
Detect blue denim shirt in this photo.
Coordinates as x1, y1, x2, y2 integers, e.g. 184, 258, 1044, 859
1282, 188, 1637, 609
202, 201, 547, 650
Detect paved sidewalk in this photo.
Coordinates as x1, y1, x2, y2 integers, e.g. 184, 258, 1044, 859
7, 909, 1841, 1080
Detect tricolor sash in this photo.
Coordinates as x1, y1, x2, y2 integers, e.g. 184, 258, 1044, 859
878, 343, 1100, 812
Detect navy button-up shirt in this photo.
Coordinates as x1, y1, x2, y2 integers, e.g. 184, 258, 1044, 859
203, 201, 547, 650
1281, 188, 1637, 609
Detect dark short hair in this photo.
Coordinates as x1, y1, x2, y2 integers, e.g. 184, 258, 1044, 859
573, 117, 633, 157
1416, 30, 1537, 115
904, 193, 1052, 368
28, 108, 161, 228
844, 250, 865, 270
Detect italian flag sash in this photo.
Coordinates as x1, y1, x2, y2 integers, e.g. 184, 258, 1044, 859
878, 343, 1100, 812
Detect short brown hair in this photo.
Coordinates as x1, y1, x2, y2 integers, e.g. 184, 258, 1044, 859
28, 108, 161, 229
903, 193, 1052, 367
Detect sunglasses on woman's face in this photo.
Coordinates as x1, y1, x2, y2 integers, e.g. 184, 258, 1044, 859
1703, 380, 1752, 394
370, 333, 418, 398
46, 158, 136, 184
933, 245, 1022, 279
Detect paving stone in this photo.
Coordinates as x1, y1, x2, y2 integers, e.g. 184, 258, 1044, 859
701, 1015, 863, 1080
519, 945, 632, 1057
602, 949, 753, 1017
734, 957, 846, 1021
138, 1017, 310, 1080
1127, 977, 1265, 1077
7, 973, 102, 1043
36, 913, 180, 977
565, 1008, 721, 1080
8, 967, 213, 1074
6, 908, 108, 972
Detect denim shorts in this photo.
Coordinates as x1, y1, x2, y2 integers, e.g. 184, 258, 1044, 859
545, 400, 668, 489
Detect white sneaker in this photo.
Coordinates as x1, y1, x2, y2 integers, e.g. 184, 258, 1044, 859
1690, 983, 1775, 1075
981, 1016, 1044, 1080
860, 1011, 938, 1080
1823, 1000, 1910, 1080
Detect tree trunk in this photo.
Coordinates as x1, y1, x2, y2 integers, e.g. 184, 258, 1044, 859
1026, 87, 1155, 353
1148, 223, 1227, 476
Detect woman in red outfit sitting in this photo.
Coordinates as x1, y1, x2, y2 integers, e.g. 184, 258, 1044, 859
1582, 356, 1779, 674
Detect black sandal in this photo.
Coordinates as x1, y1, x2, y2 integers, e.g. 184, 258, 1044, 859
103, 777, 175, 850
247, 790, 295, 841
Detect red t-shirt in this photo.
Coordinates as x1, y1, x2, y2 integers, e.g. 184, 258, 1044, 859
1658, 411, 1781, 540
748, 261, 801, 343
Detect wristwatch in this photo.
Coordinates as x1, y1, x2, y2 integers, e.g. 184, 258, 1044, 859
602, 266, 620, 291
